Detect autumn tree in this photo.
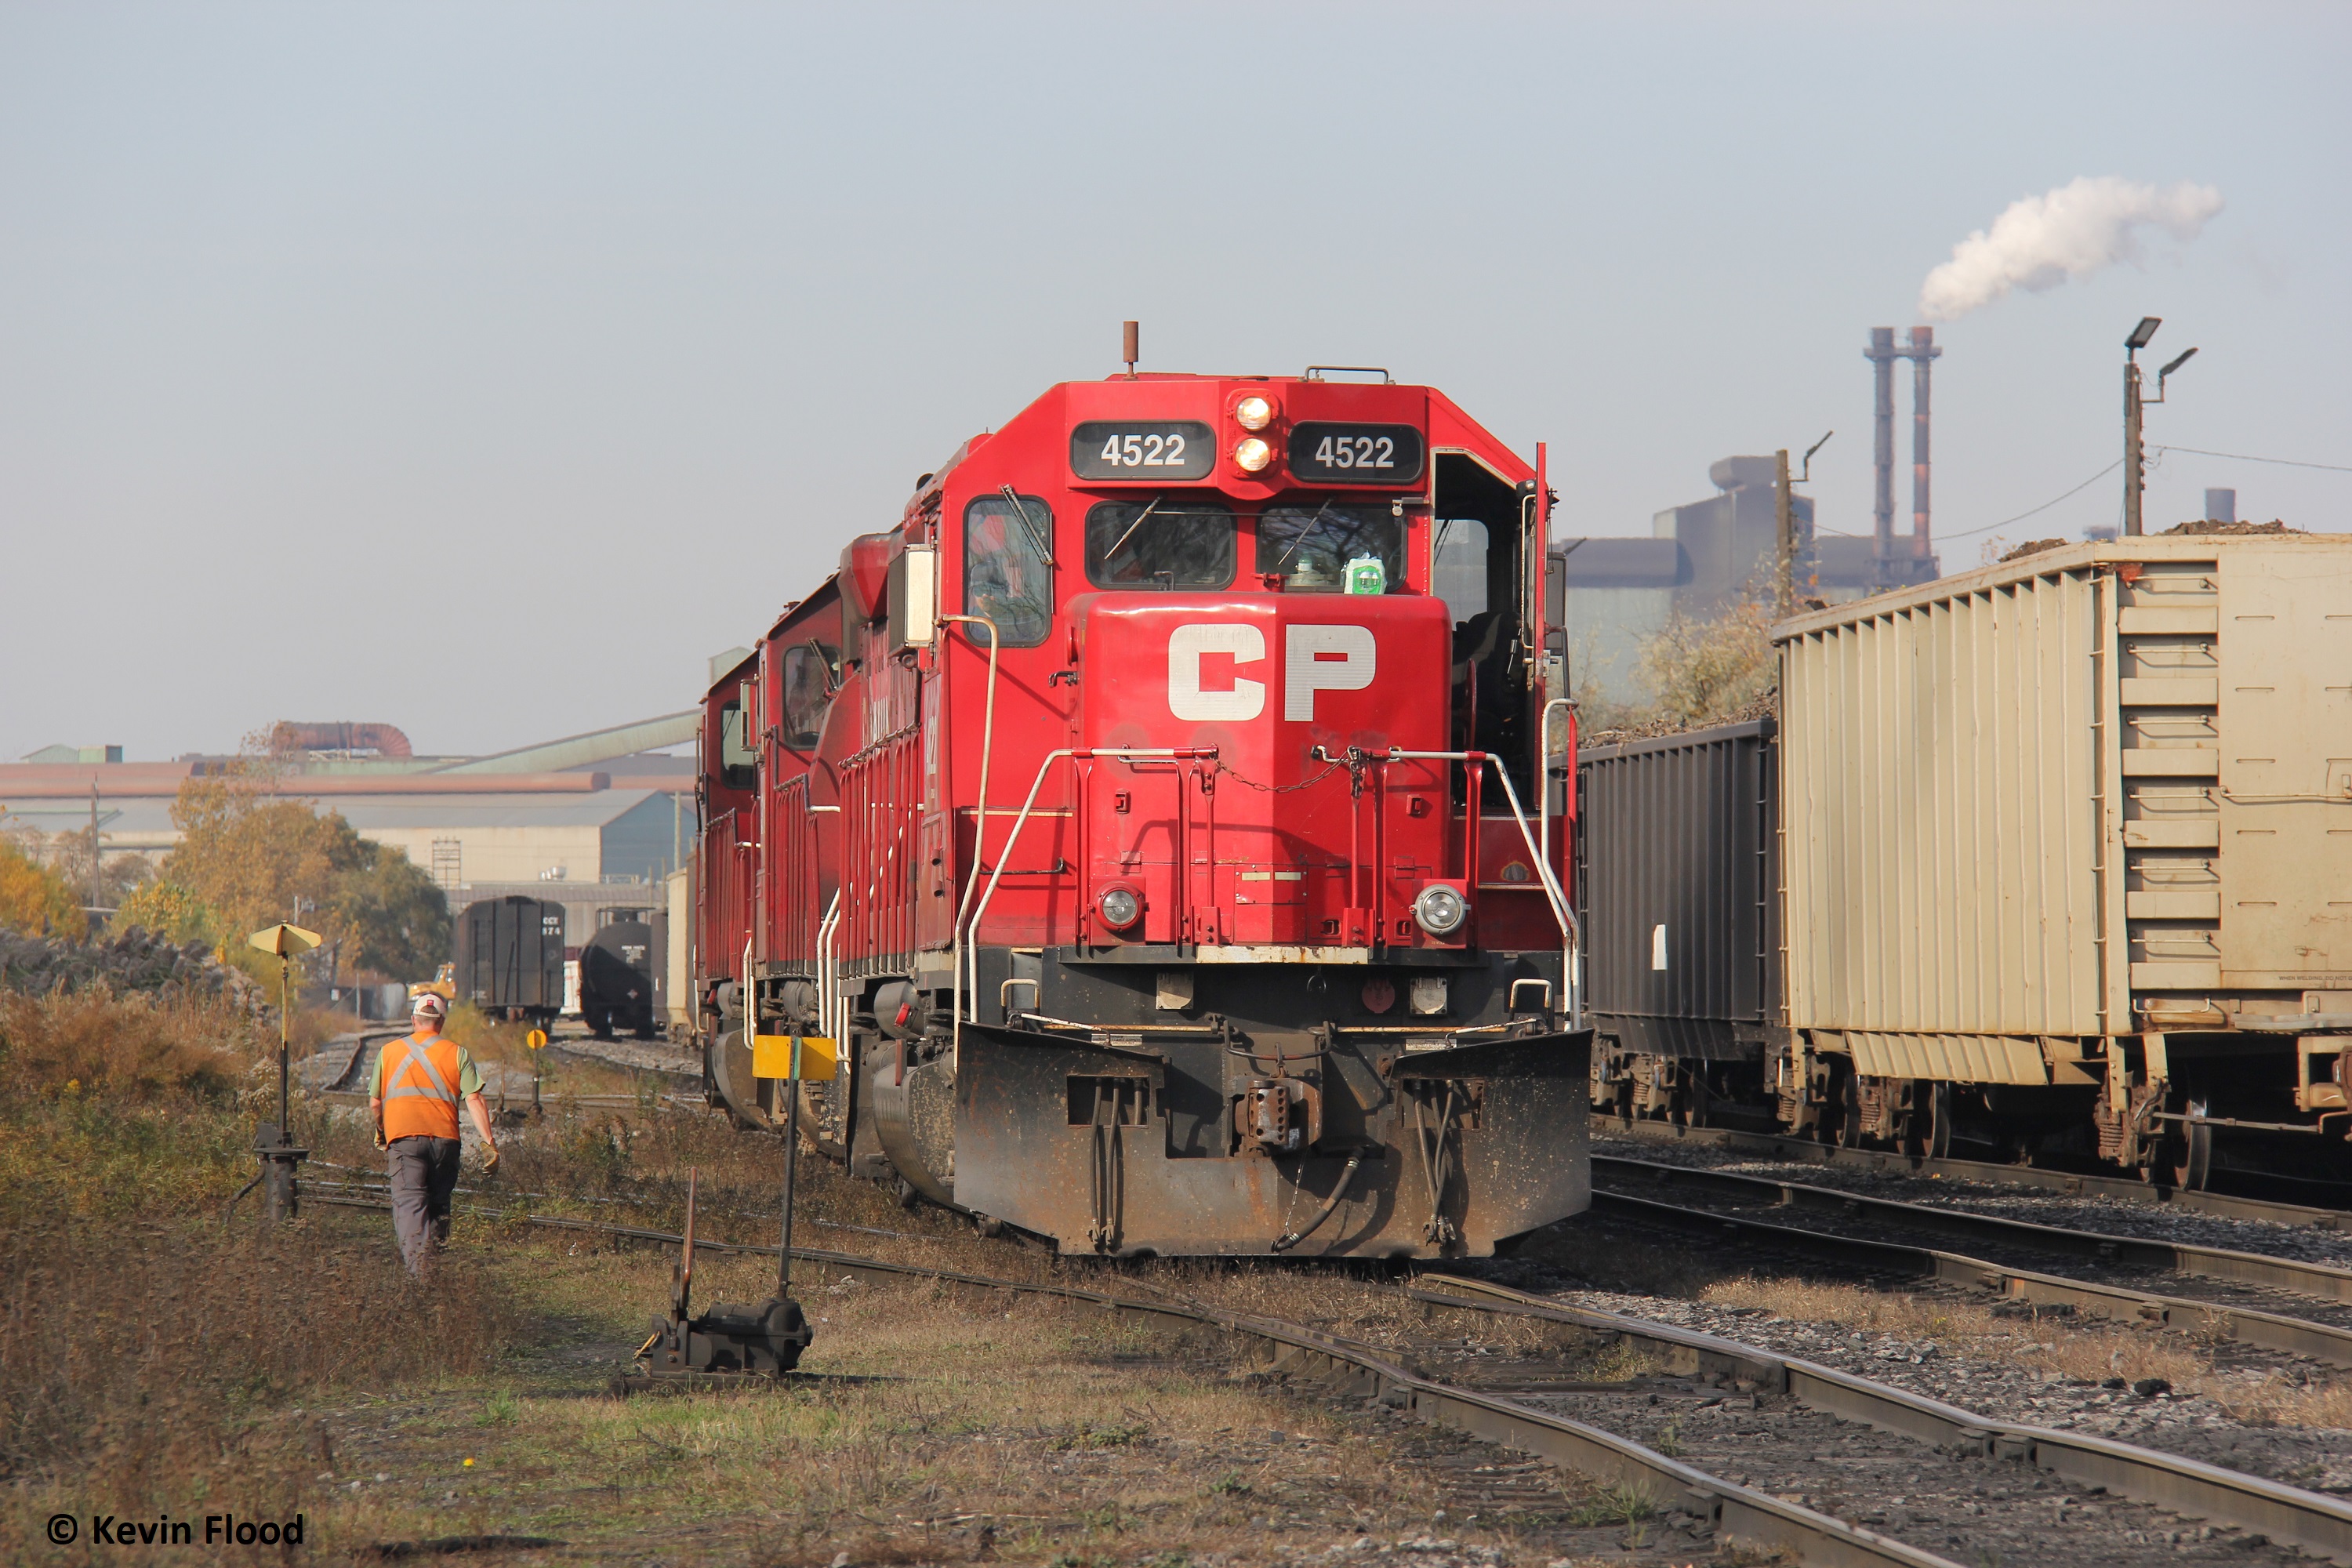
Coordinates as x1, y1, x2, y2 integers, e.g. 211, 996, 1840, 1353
0, 838, 88, 941
155, 768, 450, 982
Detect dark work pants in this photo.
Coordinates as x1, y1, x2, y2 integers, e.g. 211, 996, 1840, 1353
388, 1135, 462, 1274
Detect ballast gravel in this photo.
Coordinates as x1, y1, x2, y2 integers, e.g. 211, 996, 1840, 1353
1509, 1261, 2352, 1497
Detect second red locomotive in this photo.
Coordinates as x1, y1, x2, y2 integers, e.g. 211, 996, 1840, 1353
695, 353, 1588, 1257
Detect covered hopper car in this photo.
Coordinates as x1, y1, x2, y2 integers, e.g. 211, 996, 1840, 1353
691, 358, 1592, 1257
1581, 533, 2352, 1189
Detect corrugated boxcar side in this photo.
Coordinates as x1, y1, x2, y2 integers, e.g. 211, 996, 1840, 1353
1775, 535, 2352, 1080
1577, 719, 1778, 1060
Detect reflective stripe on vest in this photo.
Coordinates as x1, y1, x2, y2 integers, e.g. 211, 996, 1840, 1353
382, 1033, 463, 1142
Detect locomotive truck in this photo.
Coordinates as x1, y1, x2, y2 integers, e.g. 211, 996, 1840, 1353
693, 359, 1591, 1257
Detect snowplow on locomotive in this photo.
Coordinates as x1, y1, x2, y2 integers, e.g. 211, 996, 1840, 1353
694, 360, 1589, 1257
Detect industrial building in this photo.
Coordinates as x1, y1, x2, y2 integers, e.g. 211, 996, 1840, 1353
1561, 325, 1947, 707
0, 712, 700, 931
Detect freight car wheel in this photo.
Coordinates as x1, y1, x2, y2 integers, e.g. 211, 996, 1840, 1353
1835, 1068, 1864, 1149
1906, 1080, 1953, 1160
2172, 1100, 2214, 1191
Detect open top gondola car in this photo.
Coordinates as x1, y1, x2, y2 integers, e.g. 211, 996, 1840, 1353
694, 361, 1591, 1255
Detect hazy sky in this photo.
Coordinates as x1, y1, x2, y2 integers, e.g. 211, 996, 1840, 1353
3, 2, 2346, 761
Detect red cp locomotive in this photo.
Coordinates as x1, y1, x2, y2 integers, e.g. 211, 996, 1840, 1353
695, 353, 1588, 1258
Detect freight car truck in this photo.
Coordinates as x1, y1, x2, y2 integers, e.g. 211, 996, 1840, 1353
1584, 532, 2352, 1187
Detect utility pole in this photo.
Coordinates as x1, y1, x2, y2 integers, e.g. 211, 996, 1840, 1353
2124, 316, 2198, 536
1774, 431, 1835, 619
88, 782, 100, 913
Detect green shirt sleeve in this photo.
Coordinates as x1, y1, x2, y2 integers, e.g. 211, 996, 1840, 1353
456, 1047, 483, 1097
368, 1047, 386, 1099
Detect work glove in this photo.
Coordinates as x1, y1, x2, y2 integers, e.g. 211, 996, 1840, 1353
481, 1145, 501, 1177
373, 1126, 388, 1152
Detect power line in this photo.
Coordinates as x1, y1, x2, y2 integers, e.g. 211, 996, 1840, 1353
2154, 444, 2352, 474
1939, 459, 2125, 542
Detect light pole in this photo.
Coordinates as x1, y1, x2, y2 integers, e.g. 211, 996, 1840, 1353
2123, 317, 2198, 537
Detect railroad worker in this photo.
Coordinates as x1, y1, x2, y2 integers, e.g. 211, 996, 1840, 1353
369, 993, 499, 1276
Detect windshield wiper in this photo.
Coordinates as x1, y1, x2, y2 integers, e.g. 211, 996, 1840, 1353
1104, 495, 1163, 563
1271, 499, 1340, 571
1000, 485, 1054, 564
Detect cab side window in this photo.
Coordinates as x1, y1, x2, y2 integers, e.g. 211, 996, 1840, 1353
718, 696, 757, 790
964, 493, 1054, 647
781, 643, 837, 748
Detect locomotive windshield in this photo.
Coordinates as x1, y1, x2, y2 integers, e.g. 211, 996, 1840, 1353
963, 492, 1054, 646
1084, 497, 1236, 590
1255, 503, 1406, 593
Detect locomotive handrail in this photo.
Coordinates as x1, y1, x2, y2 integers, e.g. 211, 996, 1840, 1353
957, 746, 1219, 1039
1537, 695, 1575, 875
1374, 748, 1581, 1031
938, 613, 1000, 1073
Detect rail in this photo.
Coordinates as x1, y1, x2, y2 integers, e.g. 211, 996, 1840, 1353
1603, 1117, 2352, 1232
1413, 1274, 2352, 1566
1597, 1152, 2352, 1305
305, 1192, 1962, 1566
1588, 1185, 2352, 1371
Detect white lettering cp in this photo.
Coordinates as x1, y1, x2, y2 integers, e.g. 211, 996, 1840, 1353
1167, 623, 1265, 720
1284, 624, 1377, 720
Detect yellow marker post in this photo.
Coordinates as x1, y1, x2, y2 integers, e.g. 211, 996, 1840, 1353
245, 923, 321, 1222
525, 1028, 548, 1115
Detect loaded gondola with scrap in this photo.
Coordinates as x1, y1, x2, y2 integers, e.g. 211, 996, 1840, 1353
692, 352, 1591, 1257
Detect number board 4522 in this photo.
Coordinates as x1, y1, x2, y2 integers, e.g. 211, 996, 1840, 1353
1069, 421, 1216, 481
1286, 422, 1427, 485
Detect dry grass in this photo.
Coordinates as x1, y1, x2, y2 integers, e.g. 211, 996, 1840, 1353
0, 984, 255, 1104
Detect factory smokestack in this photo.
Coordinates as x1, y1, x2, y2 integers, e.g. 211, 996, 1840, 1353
1865, 327, 1941, 588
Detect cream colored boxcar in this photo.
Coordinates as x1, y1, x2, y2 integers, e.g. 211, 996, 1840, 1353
1776, 533, 2352, 1182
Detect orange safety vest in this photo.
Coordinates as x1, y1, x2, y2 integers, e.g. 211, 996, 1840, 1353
380, 1032, 464, 1142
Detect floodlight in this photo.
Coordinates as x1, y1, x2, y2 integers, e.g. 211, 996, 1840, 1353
2159, 347, 2199, 378
2126, 317, 2162, 350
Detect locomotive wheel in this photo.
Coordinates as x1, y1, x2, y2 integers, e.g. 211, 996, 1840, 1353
2172, 1099, 2214, 1190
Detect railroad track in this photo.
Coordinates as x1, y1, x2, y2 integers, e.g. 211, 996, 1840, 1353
1603, 1116, 2352, 1232
1592, 1154, 2352, 1369
297, 1189, 2352, 1566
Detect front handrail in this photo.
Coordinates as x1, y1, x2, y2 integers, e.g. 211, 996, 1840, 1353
957, 747, 1218, 1035
1362, 747, 1581, 1030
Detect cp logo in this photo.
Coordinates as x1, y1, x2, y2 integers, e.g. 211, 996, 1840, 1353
1167, 623, 1375, 723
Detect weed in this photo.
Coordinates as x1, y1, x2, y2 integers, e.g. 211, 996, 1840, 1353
480, 1388, 521, 1427
1050, 1420, 1147, 1450
1209, 1470, 1253, 1497
1652, 1417, 1684, 1457
1566, 1482, 1657, 1527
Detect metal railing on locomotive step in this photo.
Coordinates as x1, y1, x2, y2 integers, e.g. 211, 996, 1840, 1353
951, 743, 1583, 1062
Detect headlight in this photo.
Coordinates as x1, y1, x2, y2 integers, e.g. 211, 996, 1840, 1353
1413, 884, 1466, 937
1098, 885, 1142, 930
1234, 394, 1274, 431
1233, 437, 1272, 474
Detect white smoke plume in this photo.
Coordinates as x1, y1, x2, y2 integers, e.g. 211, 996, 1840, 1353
1919, 176, 2223, 321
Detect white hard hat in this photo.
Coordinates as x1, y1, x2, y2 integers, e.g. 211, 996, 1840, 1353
412, 993, 448, 1020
